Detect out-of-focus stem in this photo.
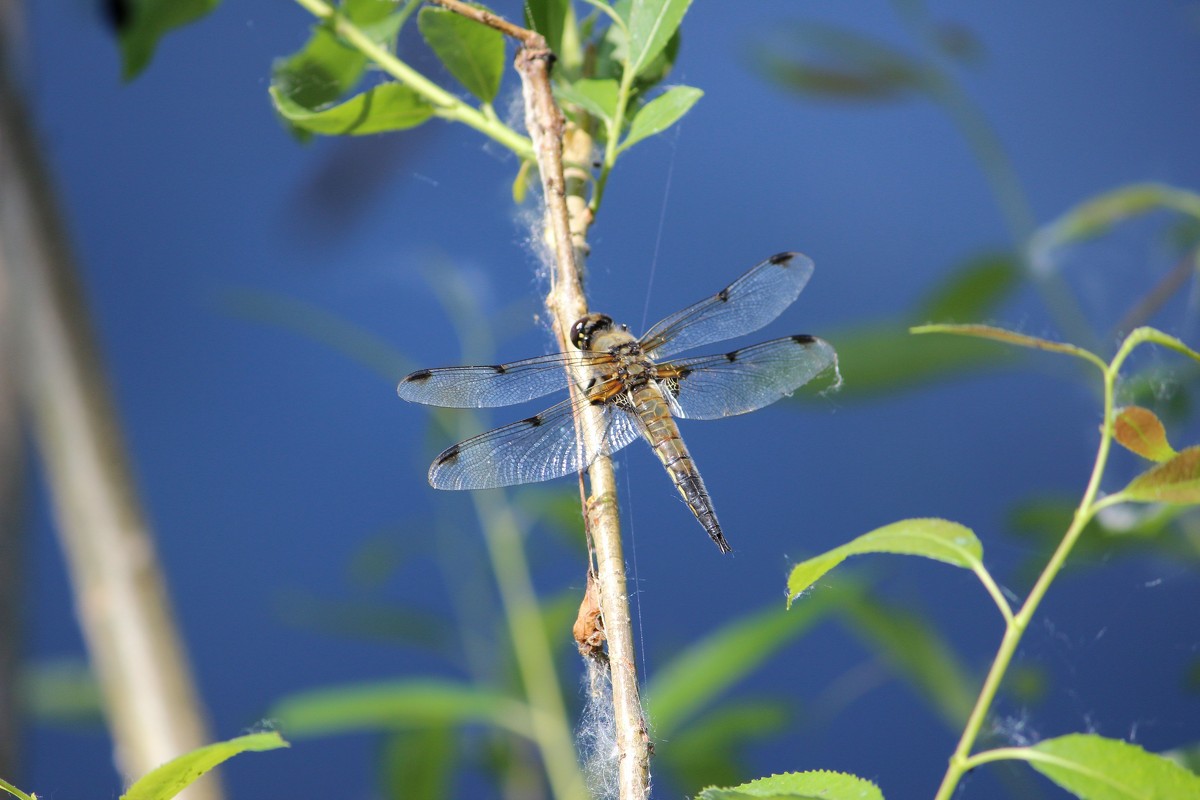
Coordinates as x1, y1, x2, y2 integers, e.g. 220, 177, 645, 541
0, 61, 219, 796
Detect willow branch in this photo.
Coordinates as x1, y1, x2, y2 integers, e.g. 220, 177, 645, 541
428, 3, 650, 797
0, 59, 219, 797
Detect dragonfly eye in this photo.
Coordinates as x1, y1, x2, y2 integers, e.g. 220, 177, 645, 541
570, 313, 613, 350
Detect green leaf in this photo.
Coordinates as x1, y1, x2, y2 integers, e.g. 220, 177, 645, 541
752, 22, 934, 103
380, 728, 457, 800
115, 0, 220, 80
625, 0, 692, 79
841, 595, 976, 726
619, 85, 703, 152
121, 732, 288, 800
820, 319, 1014, 398
555, 78, 620, 123
524, 0, 570, 55
20, 658, 103, 727
917, 253, 1021, 323
0, 778, 34, 800
657, 702, 790, 791
418, 6, 506, 103
1113, 406, 1177, 462
270, 82, 435, 136
645, 595, 839, 737
1121, 446, 1200, 504
788, 518, 982, 606
269, 679, 535, 739
271, 0, 409, 137
1027, 733, 1200, 799
698, 770, 884, 800
1031, 183, 1200, 266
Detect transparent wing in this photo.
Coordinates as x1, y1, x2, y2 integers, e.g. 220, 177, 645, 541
639, 252, 815, 360
397, 351, 612, 408
428, 390, 644, 490
660, 335, 838, 420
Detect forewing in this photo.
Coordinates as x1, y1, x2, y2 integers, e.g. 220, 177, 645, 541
662, 335, 838, 420
428, 392, 644, 490
640, 252, 815, 359
397, 351, 610, 408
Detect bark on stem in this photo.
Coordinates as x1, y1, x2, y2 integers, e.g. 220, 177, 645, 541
425, 4, 651, 797
0, 61, 219, 797
512, 43, 651, 800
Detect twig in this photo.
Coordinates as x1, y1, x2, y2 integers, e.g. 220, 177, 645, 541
0, 54, 220, 797
432, 3, 651, 797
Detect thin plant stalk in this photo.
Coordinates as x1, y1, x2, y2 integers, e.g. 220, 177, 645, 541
0, 56, 219, 797
931, 331, 1152, 800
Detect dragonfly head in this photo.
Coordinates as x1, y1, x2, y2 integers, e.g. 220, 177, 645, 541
570, 313, 614, 351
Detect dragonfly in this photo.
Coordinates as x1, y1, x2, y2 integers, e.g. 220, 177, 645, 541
397, 252, 838, 553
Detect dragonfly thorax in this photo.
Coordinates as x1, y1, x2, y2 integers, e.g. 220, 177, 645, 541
570, 312, 634, 351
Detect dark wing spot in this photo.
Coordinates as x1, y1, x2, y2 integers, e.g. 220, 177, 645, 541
405, 369, 433, 383
590, 397, 607, 406
676, 366, 692, 380
493, 364, 507, 374
522, 414, 545, 427
434, 444, 461, 467
769, 251, 794, 266
725, 350, 739, 362
717, 287, 731, 302
792, 334, 816, 344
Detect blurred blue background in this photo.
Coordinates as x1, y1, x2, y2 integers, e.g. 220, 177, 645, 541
15, 1, 1200, 798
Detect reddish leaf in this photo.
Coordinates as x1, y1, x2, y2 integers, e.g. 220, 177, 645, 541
1113, 406, 1176, 462
1122, 446, 1200, 504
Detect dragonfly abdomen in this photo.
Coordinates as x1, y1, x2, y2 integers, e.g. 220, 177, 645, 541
631, 385, 732, 554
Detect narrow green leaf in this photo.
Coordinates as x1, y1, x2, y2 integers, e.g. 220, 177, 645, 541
0, 778, 33, 800
910, 324, 1107, 372
1031, 183, 1200, 267
752, 22, 934, 103
121, 732, 288, 800
841, 595, 976, 726
819, 319, 1014, 398
1027, 733, 1200, 799
20, 658, 103, 727
115, 0, 220, 80
917, 253, 1021, 323
1113, 406, 1177, 462
418, 6, 506, 103
698, 770, 884, 800
619, 85, 703, 152
523, 0, 570, 55
270, 83, 435, 136
626, 0, 692, 78
645, 595, 839, 737
1122, 446, 1200, 504
380, 728, 457, 800
269, 679, 534, 739
657, 702, 790, 791
555, 78, 620, 123
788, 518, 981, 606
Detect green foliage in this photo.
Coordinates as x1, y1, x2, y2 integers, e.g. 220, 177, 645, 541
114, 0, 221, 80
121, 732, 289, 800
524, 0, 572, 55
1026, 734, 1200, 800
380, 728, 457, 800
787, 518, 983, 606
270, 679, 535, 739
270, 82, 434, 135
417, 7, 506, 103
619, 85, 703, 152
645, 597, 837, 737
698, 770, 884, 800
